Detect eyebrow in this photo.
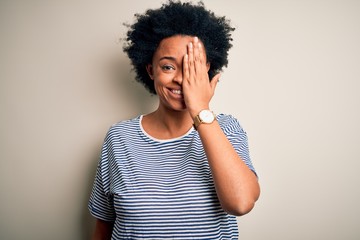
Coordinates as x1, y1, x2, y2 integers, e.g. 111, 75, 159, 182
159, 56, 177, 61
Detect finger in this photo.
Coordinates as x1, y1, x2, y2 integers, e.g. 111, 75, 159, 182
195, 37, 208, 77
193, 37, 201, 75
187, 41, 195, 77
183, 53, 189, 83
210, 73, 221, 91
199, 43, 210, 81
198, 40, 206, 67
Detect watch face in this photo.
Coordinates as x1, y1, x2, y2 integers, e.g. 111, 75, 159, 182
199, 110, 215, 123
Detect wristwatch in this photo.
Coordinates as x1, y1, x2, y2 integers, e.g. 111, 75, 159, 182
193, 110, 216, 130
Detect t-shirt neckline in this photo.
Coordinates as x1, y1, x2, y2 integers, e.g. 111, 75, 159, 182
138, 115, 194, 143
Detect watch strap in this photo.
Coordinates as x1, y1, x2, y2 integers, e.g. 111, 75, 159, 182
193, 115, 202, 130
193, 110, 216, 130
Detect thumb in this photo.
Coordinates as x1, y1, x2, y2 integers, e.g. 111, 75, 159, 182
210, 73, 221, 91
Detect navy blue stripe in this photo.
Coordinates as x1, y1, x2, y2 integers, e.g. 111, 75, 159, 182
88, 113, 255, 239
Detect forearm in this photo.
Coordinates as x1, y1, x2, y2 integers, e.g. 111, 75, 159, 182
182, 36, 259, 215
197, 121, 260, 216
92, 219, 114, 240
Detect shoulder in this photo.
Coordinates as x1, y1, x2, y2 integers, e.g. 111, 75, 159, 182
216, 113, 245, 134
110, 115, 140, 129
105, 115, 141, 139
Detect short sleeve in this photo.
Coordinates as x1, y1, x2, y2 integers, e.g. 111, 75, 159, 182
218, 114, 257, 176
88, 141, 116, 222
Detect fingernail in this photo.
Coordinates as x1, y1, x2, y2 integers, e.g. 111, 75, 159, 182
194, 36, 198, 42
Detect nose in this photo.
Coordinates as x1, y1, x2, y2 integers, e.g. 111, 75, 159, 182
173, 69, 183, 85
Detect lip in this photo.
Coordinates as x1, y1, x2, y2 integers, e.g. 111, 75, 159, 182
168, 88, 184, 99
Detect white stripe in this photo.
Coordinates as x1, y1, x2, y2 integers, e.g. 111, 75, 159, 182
88, 113, 255, 239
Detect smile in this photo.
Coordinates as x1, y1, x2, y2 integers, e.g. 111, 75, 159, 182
171, 89, 182, 95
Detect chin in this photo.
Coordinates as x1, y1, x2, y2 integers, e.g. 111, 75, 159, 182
168, 103, 187, 112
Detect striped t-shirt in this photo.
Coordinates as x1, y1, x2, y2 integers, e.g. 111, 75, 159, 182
88, 114, 256, 239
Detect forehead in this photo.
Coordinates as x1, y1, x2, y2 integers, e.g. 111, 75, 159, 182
153, 35, 193, 60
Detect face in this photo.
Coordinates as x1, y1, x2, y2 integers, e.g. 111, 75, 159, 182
146, 35, 207, 112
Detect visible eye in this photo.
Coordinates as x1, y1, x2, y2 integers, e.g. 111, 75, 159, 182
161, 65, 175, 71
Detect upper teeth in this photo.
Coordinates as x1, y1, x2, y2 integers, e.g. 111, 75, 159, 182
172, 89, 182, 94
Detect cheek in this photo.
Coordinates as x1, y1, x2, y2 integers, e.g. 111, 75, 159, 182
153, 71, 172, 85
154, 83, 169, 99
153, 75, 167, 93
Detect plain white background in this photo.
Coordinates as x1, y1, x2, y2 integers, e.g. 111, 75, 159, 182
1, 0, 359, 239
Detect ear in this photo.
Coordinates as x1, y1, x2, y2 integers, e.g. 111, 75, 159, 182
146, 64, 154, 80
206, 62, 210, 72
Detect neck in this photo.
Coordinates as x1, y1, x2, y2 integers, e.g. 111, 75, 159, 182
155, 106, 193, 130
143, 106, 194, 139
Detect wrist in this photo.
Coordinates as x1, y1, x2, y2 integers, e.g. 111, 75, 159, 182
192, 109, 216, 130
188, 105, 210, 119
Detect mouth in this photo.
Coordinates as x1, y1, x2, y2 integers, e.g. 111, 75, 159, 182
171, 89, 182, 95
168, 88, 184, 99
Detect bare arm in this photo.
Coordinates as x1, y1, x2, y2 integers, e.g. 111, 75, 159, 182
91, 219, 114, 240
183, 37, 260, 216
197, 121, 260, 216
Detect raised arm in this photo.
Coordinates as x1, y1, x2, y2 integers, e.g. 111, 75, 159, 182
183, 37, 260, 216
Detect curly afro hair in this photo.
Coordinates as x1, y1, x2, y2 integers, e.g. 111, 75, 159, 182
123, 0, 235, 94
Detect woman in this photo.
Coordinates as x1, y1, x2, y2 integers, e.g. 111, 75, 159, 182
89, 1, 260, 239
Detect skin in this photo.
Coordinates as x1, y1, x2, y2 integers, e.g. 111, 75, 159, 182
91, 220, 113, 240
92, 35, 260, 239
